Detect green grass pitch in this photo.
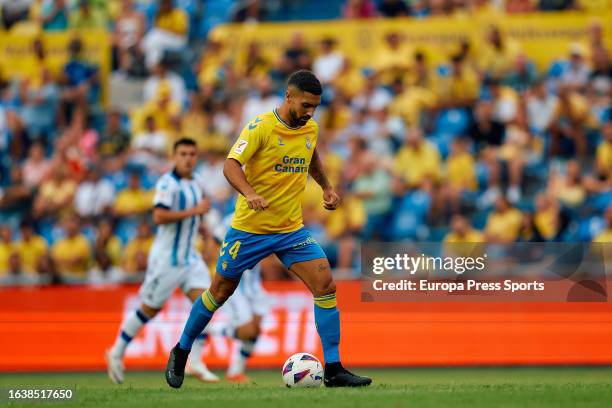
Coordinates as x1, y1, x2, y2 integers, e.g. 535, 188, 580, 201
1, 367, 611, 407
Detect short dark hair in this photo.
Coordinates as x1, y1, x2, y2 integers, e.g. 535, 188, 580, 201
287, 70, 322, 96
173, 137, 197, 151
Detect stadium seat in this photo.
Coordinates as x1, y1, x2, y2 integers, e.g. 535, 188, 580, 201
81, 225, 98, 245
434, 109, 470, 137
198, 0, 236, 38
577, 216, 605, 242
389, 191, 431, 240
475, 162, 490, 191
435, 64, 451, 77
472, 209, 491, 230
116, 219, 140, 246
429, 131, 455, 160
586, 191, 612, 213
106, 171, 129, 192
267, 0, 345, 21
389, 210, 420, 240
428, 226, 450, 241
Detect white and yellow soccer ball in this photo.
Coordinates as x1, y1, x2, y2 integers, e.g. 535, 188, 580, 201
281, 353, 324, 388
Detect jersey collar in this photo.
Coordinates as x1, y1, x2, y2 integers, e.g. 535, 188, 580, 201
172, 168, 194, 180
274, 109, 302, 130
171, 168, 187, 181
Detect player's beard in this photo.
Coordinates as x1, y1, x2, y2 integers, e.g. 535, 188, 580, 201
289, 109, 309, 127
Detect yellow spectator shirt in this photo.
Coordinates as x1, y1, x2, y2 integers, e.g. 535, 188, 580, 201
535, 208, 558, 241
446, 151, 477, 191
394, 141, 442, 187
438, 68, 480, 104
389, 87, 437, 127
593, 229, 612, 243
485, 208, 523, 243
227, 110, 318, 234
444, 229, 485, 243
105, 236, 122, 266
16, 236, 48, 274
155, 9, 188, 35
123, 236, 153, 273
373, 44, 413, 85
113, 189, 154, 215
478, 39, 522, 78
443, 229, 485, 257
333, 67, 365, 99
52, 234, 91, 276
0, 241, 15, 276
596, 141, 612, 177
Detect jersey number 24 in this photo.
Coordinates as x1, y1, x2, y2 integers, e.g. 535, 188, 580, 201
220, 240, 241, 260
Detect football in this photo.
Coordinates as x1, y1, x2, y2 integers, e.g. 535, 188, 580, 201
281, 353, 324, 388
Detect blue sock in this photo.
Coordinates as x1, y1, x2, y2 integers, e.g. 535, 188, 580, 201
314, 293, 340, 364
179, 290, 220, 351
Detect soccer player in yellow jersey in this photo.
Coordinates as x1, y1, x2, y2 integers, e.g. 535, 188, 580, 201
166, 70, 372, 388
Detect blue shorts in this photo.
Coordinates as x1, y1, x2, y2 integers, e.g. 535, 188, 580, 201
216, 227, 327, 279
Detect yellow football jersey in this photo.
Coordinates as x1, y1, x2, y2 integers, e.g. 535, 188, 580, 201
227, 110, 319, 234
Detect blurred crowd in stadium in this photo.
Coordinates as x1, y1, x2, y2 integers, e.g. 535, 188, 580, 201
0, 0, 610, 285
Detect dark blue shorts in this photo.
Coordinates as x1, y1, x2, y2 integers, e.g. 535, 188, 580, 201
216, 227, 327, 279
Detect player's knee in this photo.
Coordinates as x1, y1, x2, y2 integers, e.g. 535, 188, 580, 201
140, 304, 160, 318
237, 321, 259, 341
210, 278, 239, 305
312, 277, 335, 297
251, 322, 261, 339
209, 286, 232, 304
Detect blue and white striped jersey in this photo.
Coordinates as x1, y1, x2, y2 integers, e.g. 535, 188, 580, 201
150, 169, 205, 267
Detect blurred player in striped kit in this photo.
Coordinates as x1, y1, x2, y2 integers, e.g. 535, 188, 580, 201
106, 138, 219, 384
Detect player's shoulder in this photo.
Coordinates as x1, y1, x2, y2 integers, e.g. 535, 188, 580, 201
247, 111, 277, 130
242, 111, 276, 142
156, 170, 181, 190
305, 118, 319, 133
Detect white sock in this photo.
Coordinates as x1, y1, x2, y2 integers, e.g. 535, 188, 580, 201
189, 334, 206, 365
110, 309, 150, 358
227, 339, 256, 377
205, 321, 236, 338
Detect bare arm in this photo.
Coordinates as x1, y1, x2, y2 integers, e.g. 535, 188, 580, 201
223, 158, 257, 198
223, 158, 268, 210
309, 148, 341, 210
152, 199, 210, 225
309, 148, 332, 191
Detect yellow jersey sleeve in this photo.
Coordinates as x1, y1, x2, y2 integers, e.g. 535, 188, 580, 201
227, 117, 270, 165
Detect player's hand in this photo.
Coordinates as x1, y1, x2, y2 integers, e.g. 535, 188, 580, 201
323, 188, 341, 210
245, 193, 269, 211
192, 198, 211, 216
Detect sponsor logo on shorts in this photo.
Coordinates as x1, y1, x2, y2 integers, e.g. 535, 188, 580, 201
292, 236, 317, 249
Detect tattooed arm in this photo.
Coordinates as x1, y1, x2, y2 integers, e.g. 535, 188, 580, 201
309, 147, 340, 210
309, 148, 331, 190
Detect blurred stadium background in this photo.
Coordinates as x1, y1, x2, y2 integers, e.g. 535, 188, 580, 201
0, 0, 611, 373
